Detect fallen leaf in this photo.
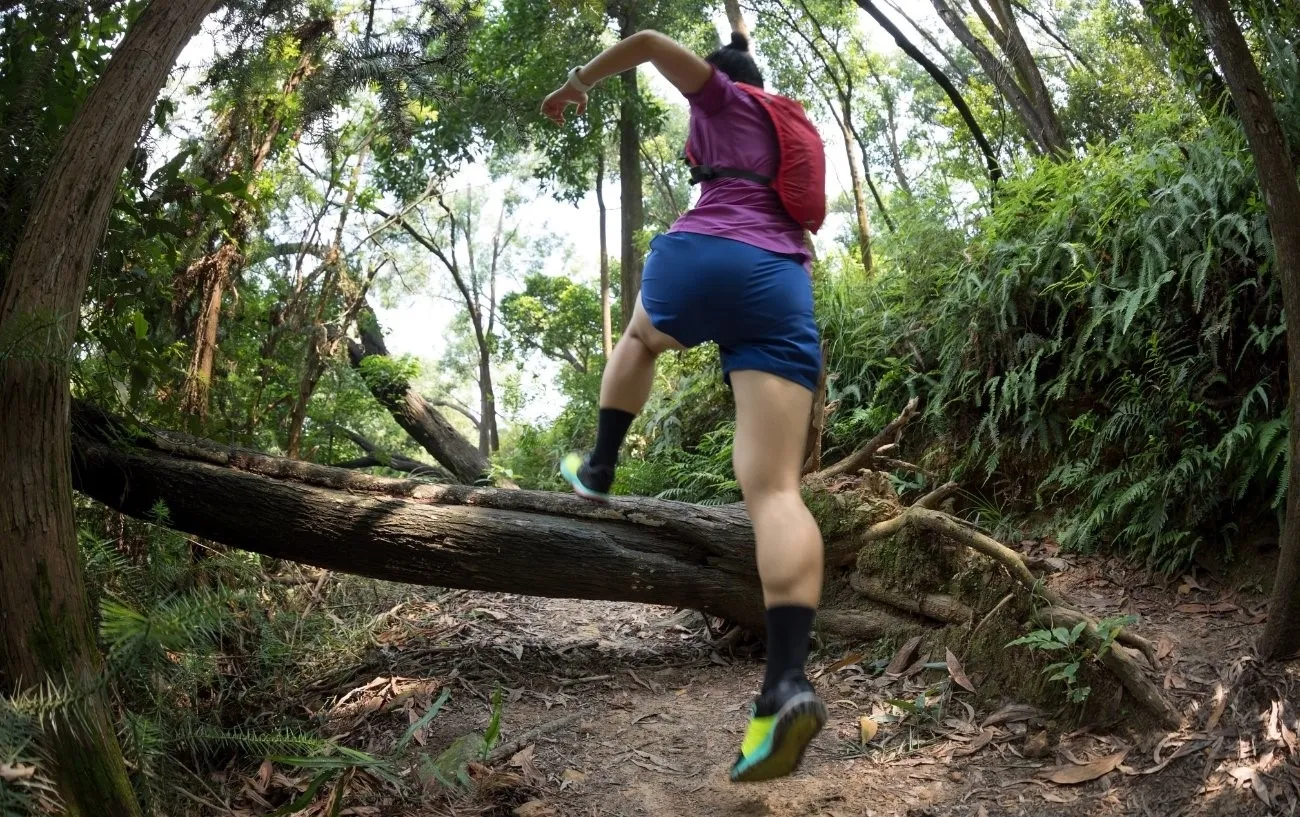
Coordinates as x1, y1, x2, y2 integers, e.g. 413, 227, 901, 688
825, 652, 866, 674
1205, 684, 1228, 731
860, 716, 879, 743
945, 649, 976, 693
255, 759, 273, 793
886, 636, 923, 676
508, 744, 535, 768
1156, 636, 1175, 661
0, 763, 35, 782
1039, 750, 1129, 785
1175, 602, 1239, 615
561, 768, 586, 786
1042, 791, 1077, 804
1280, 713, 1298, 755
513, 801, 556, 817
952, 729, 994, 757
982, 703, 1040, 728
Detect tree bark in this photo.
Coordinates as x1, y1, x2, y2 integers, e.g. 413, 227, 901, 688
1188, 0, 1300, 660
836, 104, 874, 276
596, 150, 613, 358
347, 304, 490, 484
70, 411, 767, 626
929, 0, 1066, 156
617, 4, 644, 330
855, 0, 1002, 186
0, 2, 219, 814
478, 347, 498, 455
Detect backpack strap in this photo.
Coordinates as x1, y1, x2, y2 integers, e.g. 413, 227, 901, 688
681, 145, 772, 186
688, 164, 772, 186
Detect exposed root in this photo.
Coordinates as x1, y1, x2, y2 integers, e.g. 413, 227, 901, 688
817, 608, 928, 641
905, 507, 1161, 669
849, 574, 973, 624
843, 501, 1177, 725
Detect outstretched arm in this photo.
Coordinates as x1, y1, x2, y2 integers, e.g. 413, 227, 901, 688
541, 30, 713, 125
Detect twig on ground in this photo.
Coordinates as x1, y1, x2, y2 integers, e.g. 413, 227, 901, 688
487, 712, 585, 763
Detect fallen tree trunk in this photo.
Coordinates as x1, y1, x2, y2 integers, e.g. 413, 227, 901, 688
71, 404, 767, 625
69, 404, 1181, 725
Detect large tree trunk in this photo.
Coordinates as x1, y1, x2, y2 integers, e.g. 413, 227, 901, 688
0, 2, 219, 814
477, 346, 499, 454
617, 4, 644, 330
855, 0, 1003, 186
347, 305, 490, 484
1188, 0, 1300, 660
596, 150, 613, 358
71, 408, 767, 625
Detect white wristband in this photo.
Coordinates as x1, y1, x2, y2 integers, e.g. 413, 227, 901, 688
567, 66, 592, 93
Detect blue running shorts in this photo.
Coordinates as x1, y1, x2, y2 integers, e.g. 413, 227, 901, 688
640, 231, 821, 393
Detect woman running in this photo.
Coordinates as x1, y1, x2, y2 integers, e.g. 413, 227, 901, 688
541, 29, 827, 783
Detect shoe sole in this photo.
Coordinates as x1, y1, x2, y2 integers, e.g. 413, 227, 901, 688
730, 694, 827, 783
559, 456, 610, 503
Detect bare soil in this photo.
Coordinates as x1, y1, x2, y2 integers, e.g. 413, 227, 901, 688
226, 555, 1300, 817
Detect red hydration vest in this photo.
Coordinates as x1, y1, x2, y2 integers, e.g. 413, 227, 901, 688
684, 83, 827, 234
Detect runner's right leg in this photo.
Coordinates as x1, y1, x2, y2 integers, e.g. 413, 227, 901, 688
727, 368, 827, 782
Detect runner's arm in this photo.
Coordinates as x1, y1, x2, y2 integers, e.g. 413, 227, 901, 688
542, 30, 712, 124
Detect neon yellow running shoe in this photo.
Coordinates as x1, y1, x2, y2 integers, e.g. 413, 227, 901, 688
729, 677, 827, 783
559, 452, 613, 501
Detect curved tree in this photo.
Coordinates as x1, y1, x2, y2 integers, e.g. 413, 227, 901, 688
0, 4, 222, 813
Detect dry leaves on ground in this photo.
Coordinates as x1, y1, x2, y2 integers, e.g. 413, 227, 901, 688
1039, 750, 1129, 785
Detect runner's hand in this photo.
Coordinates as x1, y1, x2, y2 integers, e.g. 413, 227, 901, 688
541, 84, 587, 125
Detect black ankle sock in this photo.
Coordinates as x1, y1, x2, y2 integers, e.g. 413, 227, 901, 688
762, 605, 816, 693
590, 408, 635, 469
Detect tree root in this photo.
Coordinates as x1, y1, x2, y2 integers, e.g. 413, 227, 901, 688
816, 608, 928, 641
904, 507, 1161, 669
849, 574, 973, 624
846, 502, 1177, 725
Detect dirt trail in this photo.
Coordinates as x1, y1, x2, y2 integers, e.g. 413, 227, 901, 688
253, 557, 1299, 817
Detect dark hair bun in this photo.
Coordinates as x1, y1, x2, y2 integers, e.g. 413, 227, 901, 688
728, 31, 750, 51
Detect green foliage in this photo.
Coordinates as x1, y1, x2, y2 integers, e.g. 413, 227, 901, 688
0, 689, 61, 817
814, 102, 1291, 571
500, 273, 604, 379
1007, 615, 1137, 704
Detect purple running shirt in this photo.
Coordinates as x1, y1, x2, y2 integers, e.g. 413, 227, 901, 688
669, 67, 812, 268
